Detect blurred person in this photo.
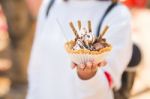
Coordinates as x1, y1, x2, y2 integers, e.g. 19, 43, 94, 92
0, 5, 11, 98
122, 0, 147, 8
26, 0, 42, 19
27, 0, 132, 99
122, 0, 150, 94
0, 0, 35, 84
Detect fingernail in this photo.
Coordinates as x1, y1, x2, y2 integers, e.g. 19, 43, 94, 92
103, 61, 107, 66
71, 64, 75, 69
101, 61, 106, 66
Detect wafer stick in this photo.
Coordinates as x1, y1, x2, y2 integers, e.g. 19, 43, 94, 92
88, 20, 92, 33
78, 20, 81, 30
69, 22, 79, 38
98, 25, 109, 41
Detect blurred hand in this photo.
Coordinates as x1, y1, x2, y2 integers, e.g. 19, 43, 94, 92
71, 60, 107, 80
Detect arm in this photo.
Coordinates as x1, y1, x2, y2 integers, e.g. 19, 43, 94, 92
73, 5, 132, 98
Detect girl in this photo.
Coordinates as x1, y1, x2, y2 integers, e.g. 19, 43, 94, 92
27, 0, 132, 99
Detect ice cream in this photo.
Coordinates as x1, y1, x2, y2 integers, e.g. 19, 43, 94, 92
70, 21, 110, 51
65, 20, 112, 64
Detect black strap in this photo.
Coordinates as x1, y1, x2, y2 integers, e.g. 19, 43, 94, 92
46, 0, 117, 34
46, 0, 55, 17
96, 2, 118, 37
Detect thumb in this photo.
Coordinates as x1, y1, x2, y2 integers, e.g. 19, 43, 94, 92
71, 62, 77, 69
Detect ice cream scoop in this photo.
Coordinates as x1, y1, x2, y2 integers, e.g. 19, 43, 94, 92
69, 21, 110, 51
83, 33, 95, 45
65, 21, 112, 65
73, 39, 86, 50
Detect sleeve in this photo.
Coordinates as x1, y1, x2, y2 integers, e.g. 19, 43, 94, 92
27, 0, 56, 99
26, 1, 47, 99
73, 4, 132, 99
73, 69, 114, 99
102, 4, 132, 90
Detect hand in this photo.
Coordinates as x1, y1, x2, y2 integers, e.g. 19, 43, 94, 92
71, 60, 107, 80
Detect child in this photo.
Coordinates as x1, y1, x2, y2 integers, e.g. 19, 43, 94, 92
27, 0, 132, 99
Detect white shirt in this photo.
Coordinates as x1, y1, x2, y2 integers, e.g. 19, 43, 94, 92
27, 0, 132, 99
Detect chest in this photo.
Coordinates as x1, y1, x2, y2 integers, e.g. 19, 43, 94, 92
36, 1, 111, 56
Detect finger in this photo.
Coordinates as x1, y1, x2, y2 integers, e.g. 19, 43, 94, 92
86, 61, 92, 68
93, 60, 99, 68
103, 61, 107, 66
71, 62, 77, 69
79, 64, 85, 69
101, 61, 107, 66
90, 60, 97, 71
97, 61, 107, 67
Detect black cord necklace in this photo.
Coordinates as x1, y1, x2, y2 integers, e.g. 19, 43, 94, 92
45, 0, 118, 37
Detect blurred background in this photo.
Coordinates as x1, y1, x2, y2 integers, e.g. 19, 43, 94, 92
0, 0, 150, 99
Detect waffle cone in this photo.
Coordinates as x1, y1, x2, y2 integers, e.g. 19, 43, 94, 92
65, 40, 112, 64
65, 40, 112, 54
